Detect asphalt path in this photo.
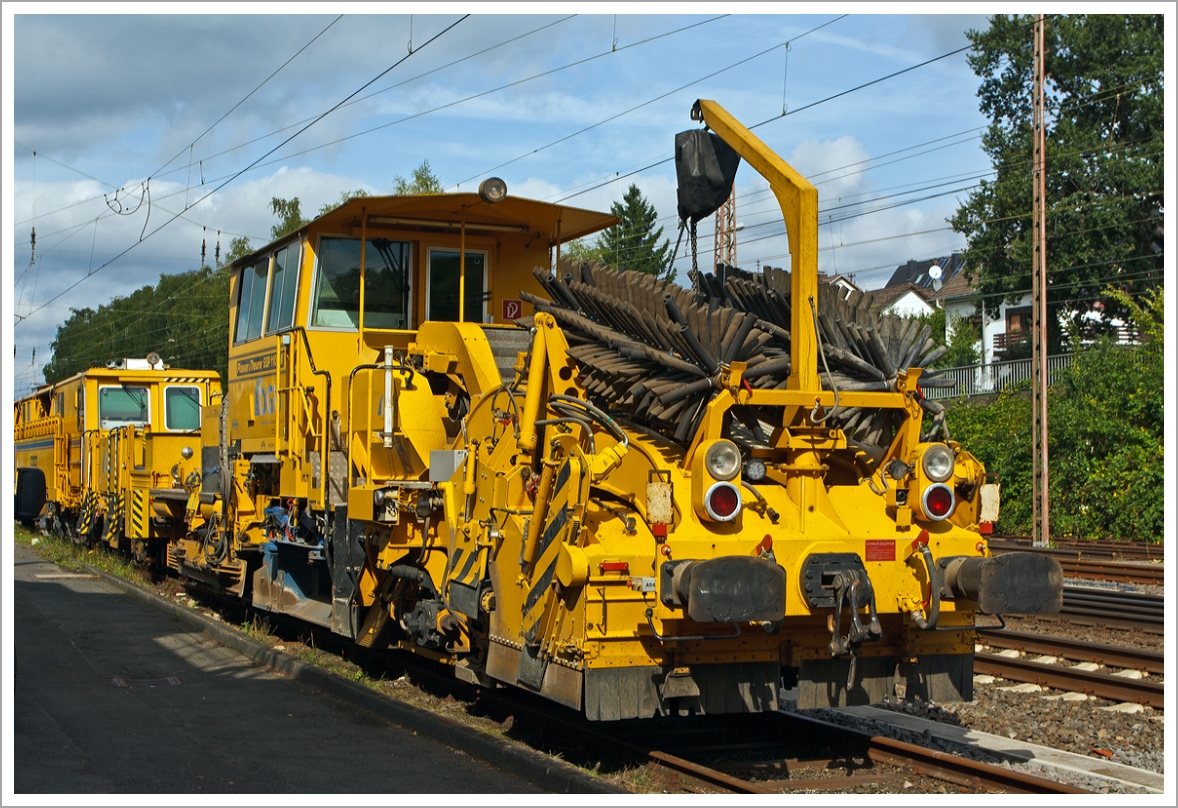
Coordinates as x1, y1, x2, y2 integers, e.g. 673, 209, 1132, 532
12, 541, 542, 794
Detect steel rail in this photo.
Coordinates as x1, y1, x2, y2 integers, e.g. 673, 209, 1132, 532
977, 628, 1164, 674
974, 652, 1164, 708
776, 712, 1090, 794
991, 536, 1164, 561
168, 580, 1095, 794
1061, 587, 1164, 627
1058, 559, 1164, 586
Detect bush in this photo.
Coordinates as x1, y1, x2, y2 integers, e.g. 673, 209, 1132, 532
946, 339, 1163, 542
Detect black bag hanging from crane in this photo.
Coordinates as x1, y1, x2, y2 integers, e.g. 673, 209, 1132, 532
674, 129, 741, 224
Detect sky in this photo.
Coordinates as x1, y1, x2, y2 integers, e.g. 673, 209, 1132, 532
1, 5, 1167, 397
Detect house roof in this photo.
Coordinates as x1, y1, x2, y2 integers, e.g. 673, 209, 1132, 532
824, 273, 863, 293
867, 283, 933, 311
884, 253, 966, 290
929, 270, 975, 301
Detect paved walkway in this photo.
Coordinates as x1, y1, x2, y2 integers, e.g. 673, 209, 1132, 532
12, 541, 541, 794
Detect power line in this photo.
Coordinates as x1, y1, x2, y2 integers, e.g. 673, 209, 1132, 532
11, 16, 578, 232
452, 14, 845, 189
16, 15, 470, 327
151, 15, 345, 184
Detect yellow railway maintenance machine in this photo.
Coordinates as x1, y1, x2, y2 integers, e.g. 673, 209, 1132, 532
189, 100, 1062, 719
14, 356, 222, 566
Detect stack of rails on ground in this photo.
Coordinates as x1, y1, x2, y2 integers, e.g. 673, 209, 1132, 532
15, 100, 1066, 723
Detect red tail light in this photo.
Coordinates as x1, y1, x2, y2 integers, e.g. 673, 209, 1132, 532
922, 483, 955, 521
704, 481, 741, 521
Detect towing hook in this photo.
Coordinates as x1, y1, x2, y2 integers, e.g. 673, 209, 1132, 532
825, 568, 883, 689
826, 569, 883, 653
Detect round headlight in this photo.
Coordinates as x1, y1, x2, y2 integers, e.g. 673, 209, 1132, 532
478, 177, 507, 204
705, 440, 741, 481
921, 444, 954, 482
181, 446, 194, 460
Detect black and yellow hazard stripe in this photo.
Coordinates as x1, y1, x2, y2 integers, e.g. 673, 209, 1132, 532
130, 490, 147, 539
521, 460, 574, 646
77, 490, 98, 536
103, 493, 125, 547
449, 546, 482, 588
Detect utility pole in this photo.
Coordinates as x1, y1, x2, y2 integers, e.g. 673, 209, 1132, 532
713, 187, 737, 271
1031, 13, 1050, 548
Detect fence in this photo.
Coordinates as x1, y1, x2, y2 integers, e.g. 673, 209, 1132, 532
922, 353, 1076, 400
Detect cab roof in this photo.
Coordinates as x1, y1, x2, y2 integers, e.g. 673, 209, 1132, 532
230, 192, 619, 270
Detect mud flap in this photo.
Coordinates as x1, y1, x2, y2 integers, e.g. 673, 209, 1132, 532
516, 643, 547, 691
796, 656, 898, 709
15, 467, 47, 523
584, 666, 662, 721
900, 654, 973, 703
330, 505, 365, 638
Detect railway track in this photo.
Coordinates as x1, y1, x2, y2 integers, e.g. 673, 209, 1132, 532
989, 537, 1163, 577
990, 540, 1165, 586
975, 629, 1164, 709
990, 537, 1164, 563
994, 537, 1159, 563
179, 575, 1092, 794
1057, 559, 1164, 586
586, 711, 1091, 794
978, 628, 1164, 674
1058, 586, 1164, 633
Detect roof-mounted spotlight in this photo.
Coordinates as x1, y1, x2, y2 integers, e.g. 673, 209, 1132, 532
478, 177, 507, 204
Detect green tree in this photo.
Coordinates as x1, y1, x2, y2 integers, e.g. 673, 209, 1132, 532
948, 338, 1162, 542
270, 197, 309, 241
561, 238, 604, 265
597, 184, 670, 276
906, 308, 981, 369
222, 236, 252, 266
394, 160, 443, 195
951, 15, 1163, 350
44, 265, 231, 384
318, 188, 371, 216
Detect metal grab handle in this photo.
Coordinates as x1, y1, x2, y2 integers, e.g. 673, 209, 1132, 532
645, 608, 741, 642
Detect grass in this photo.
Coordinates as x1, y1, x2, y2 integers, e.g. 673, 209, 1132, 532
13, 522, 151, 585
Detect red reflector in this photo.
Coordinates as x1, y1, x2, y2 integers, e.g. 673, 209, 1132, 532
925, 485, 953, 517
709, 485, 739, 518
979, 521, 993, 535
651, 523, 668, 538
599, 561, 629, 574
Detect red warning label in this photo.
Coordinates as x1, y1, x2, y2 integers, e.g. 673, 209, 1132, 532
865, 539, 896, 562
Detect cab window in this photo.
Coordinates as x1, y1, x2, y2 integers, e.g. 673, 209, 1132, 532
99, 386, 149, 430
234, 258, 271, 343
165, 386, 201, 431
311, 237, 411, 329
428, 249, 486, 323
266, 246, 301, 334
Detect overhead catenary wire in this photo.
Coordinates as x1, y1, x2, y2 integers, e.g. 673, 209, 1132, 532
20, 14, 1159, 379
452, 14, 846, 189
12, 15, 582, 231
16, 15, 470, 326
149, 14, 345, 185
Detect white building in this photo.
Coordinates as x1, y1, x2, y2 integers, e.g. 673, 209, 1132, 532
868, 283, 936, 318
